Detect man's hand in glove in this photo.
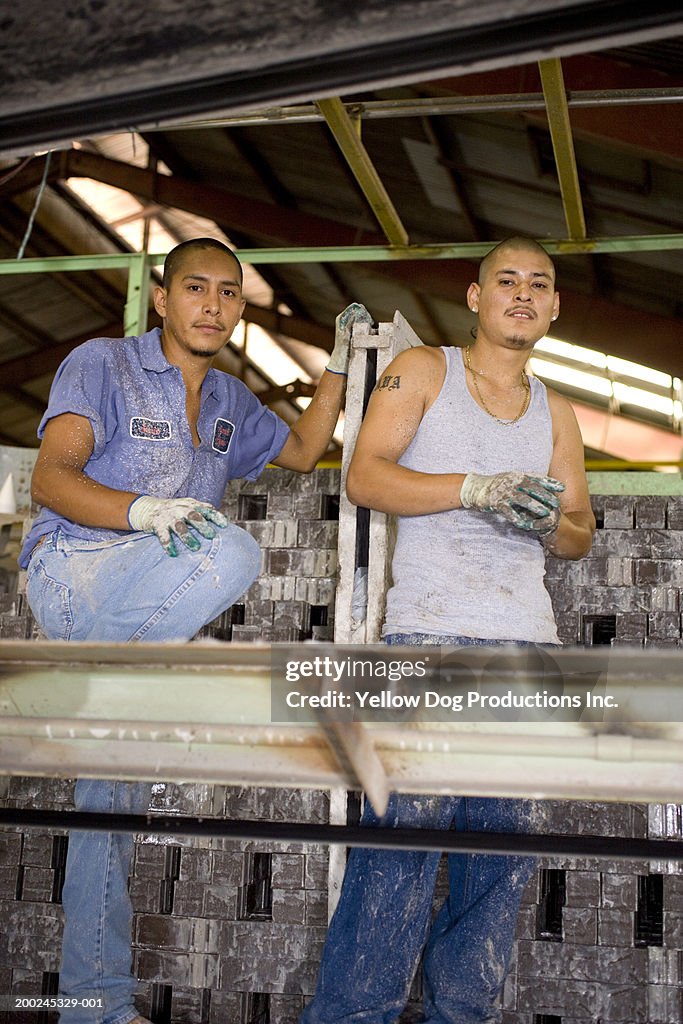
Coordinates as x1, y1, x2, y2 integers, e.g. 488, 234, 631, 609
326, 302, 374, 376
460, 472, 565, 535
128, 495, 228, 557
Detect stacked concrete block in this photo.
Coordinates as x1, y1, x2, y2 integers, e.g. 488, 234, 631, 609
545, 495, 683, 647
130, 785, 330, 1024
1, 480, 682, 1023
197, 468, 340, 644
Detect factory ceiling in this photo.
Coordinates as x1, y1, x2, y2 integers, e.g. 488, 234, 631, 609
0, 0, 681, 454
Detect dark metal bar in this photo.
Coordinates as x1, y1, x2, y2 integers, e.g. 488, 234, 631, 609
1, 0, 681, 156
0, 808, 680, 861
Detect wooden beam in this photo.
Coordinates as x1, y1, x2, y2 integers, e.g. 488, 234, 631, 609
62, 149, 386, 248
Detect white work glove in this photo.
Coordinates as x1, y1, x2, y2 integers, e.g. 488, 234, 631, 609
128, 495, 229, 557
460, 472, 564, 535
326, 302, 373, 375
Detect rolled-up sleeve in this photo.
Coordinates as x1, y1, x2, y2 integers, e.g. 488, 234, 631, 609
38, 340, 112, 456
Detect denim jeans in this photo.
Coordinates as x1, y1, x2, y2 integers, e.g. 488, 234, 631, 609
25, 525, 261, 1024
301, 633, 546, 1024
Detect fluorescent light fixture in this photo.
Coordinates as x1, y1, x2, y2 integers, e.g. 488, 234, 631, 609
606, 355, 671, 390
612, 383, 675, 416
533, 337, 607, 369
530, 358, 613, 397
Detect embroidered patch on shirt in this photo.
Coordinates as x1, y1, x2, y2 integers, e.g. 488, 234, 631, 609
130, 417, 172, 441
212, 417, 235, 454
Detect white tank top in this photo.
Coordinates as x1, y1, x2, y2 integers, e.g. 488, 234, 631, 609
383, 346, 560, 643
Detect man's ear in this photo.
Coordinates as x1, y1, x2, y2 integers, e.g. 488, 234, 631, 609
153, 285, 167, 319
466, 282, 480, 312
552, 291, 560, 322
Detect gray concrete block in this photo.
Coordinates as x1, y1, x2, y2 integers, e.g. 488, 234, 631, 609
649, 586, 680, 612
128, 876, 161, 914
648, 947, 681, 985
597, 983, 647, 1021
651, 530, 683, 558
267, 494, 295, 517
304, 890, 328, 926
18, 835, 52, 868
601, 873, 638, 909
606, 557, 633, 586
0, 833, 22, 865
272, 889, 306, 924
8, 777, 74, 808
578, 585, 653, 613
648, 612, 681, 639
178, 848, 213, 884
170, 986, 211, 1024
590, 530, 654, 558
19, 866, 53, 903
297, 520, 339, 549
304, 853, 329, 890
635, 497, 667, 529
517, 977, 597, 1017
208, 991, 242, 1022
666, 496, 683, 529
270, 993, 306, 1024
135, 948, 220, 989
230, 625, 262, 643
562, 907, 598, 945
203, 886, 238, 920
647, 984, 683, 1023
565, 871, 601, 908
169, 880, 206, 918
663, 910, 683, 948
211, 850, 244, 887
598, 908, 635, 945
615, 612, 648, 639
271, 854, 305, 889
244, 599, 275, 626
292, 493, 325, 519
0, 865, 19, 899
603, 497, 635, 529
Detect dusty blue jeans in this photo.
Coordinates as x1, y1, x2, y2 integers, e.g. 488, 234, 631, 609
26, 524, 261, 1024
301, 633, 546, 1024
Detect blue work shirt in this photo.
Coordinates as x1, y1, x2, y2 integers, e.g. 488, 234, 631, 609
19, 328, 290, 567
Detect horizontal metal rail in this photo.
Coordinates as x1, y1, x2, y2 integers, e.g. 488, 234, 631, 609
0, 808, 680, 861
159, 88, 683, 131
0, 233, 681, 281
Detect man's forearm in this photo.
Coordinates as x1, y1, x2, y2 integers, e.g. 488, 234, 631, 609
280, 370, 347, 472
542, 510, 595, 560
32, 461, 138, 530
347, 454, 465, 516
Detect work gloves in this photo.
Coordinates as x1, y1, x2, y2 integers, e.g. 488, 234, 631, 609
326, 302, 373, 375
460, 471, 564, 535
128, 495, 228, 557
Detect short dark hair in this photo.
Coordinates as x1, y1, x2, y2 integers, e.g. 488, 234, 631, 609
478, 236, 555, 284
162, 237, 243, 289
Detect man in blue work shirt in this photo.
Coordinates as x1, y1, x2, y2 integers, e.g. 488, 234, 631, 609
20, 236, 371, 1024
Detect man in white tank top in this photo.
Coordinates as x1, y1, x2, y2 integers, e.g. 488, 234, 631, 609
302, 239, 595, 1024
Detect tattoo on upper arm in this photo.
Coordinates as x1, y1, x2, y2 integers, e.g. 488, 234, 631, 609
375, 374, 401, 392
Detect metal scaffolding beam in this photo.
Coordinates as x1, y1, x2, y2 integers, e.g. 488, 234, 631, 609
539, 58, 587, 240
158, 87, 683, 131
0, 234, 681, 283
316, 96, 409, 246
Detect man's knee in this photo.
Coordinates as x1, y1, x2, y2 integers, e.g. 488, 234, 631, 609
215, 523, 262, 589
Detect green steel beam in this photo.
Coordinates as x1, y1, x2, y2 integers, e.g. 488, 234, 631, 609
539, 58, 587, 240
123, 252, 151, 337
316, 96, 409, 246
0, 234, 681, 279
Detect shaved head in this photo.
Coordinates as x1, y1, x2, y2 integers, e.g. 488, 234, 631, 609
479, 237, 555, 285
162, 237, 243, 290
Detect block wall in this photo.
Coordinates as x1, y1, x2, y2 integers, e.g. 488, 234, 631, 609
0, 472, 682, 1023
